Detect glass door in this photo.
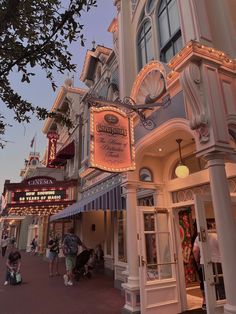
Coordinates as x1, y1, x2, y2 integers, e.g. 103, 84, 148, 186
137, 206, 179, 314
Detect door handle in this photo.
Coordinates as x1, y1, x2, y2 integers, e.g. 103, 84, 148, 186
141, 256, 147, 266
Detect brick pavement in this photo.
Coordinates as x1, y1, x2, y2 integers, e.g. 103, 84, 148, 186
0, 251, 124, 314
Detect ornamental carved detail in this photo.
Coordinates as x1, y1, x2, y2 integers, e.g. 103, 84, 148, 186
114, 0, 121, 12
180, 62, 210, 144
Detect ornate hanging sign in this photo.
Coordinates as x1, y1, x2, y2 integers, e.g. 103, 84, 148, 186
90, 106, 135, 172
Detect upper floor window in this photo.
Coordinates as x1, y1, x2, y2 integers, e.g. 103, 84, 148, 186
158, 0, 182, 62
137, 19, 154, 71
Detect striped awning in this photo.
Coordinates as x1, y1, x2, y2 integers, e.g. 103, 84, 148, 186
50, 175, 124, 222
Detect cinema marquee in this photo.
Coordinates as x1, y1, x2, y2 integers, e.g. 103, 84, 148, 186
90, 106, 135, 172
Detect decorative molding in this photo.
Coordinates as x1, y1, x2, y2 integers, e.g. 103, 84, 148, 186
114, 0, 121, 13
168, 40, 236, 74
130, 61, 168, 104
172, 176, 236, 203
180, 62, 210, 143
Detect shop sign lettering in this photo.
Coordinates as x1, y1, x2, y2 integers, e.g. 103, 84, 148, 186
12, 190, 66, 203
90, 107, 135, 172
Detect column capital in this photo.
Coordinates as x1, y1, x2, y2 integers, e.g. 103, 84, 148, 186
122, 182, 137, 195
203, 152, 226, 167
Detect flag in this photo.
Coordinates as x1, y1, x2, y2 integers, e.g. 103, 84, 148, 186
30, 136, 35, 148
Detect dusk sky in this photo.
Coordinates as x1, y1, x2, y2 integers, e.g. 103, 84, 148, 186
0, 1, 116, 193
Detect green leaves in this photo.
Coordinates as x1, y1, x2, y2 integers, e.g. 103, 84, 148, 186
0, 0, 97, 146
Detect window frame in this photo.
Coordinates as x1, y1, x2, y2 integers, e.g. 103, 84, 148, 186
157, 0, 182, 62
137, 17, 154, 71
139, 167, 153, 182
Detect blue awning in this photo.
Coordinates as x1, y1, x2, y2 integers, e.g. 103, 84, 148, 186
50, 176, 124, 222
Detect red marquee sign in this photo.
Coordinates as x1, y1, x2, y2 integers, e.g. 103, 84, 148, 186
90, 106, 135, 172
46, 131, 59, 167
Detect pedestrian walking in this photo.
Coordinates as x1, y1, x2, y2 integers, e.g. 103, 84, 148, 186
62, 228, 87, 286
1, 234, 9, 258
193, 222, 225, 310
48, 234, 60, 277
31, 235, 38, 255
4, 239, 21, 286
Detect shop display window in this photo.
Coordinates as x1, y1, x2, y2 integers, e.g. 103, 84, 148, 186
178, 208, 197, 285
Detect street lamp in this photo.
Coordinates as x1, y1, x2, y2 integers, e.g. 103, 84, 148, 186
175, 139, 189, 178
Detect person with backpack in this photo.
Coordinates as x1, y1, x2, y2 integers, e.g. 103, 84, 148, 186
62, 228, 87, 286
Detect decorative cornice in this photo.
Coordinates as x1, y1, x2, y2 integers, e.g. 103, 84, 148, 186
80, 46, 112, 82
168, 40, 236, 74
108, 18, 118, 33
42, 86, 87, 134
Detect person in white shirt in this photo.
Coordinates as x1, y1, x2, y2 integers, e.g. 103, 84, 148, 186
193, 222, 225, 311
1, 235, 9, 258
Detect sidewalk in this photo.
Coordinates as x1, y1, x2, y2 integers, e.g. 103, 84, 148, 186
0, 251, 124, 314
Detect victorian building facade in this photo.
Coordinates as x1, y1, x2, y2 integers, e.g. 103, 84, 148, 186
112, 1, 236, 314
3, 1, 236, 314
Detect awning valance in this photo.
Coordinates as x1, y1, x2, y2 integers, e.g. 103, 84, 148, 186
56, 141, 75, 159
50, 175, 124, 222
48, 158, 66, 166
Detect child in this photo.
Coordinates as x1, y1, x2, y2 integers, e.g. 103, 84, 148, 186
4, 240, 21, 286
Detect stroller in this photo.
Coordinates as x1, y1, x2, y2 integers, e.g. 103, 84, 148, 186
73, 249, 95, 281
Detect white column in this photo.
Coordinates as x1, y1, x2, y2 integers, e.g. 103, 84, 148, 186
207, 154, 236, 314
114, 0, 136, 99
122, 184, 140, 313
126, 185, 139, 286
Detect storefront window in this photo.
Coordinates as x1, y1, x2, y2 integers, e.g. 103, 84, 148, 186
144, 211, 172, 281
117, 211, 127, 263
179, 208, 197, 285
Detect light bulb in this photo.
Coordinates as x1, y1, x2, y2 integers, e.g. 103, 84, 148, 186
175, 163, 189, 178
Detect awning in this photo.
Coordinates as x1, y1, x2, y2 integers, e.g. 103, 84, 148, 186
48, 158, 66, 166
50, 175, 124, 222
56, 141, 75, 159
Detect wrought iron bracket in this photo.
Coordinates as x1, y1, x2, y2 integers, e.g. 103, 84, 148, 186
85, 93, 171, 130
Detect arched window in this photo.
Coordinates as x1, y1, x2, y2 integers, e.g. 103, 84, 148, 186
137, 19, 154, 71
158, 0, 182, 62
146, 0, 156, 14
139, 168, 153, 182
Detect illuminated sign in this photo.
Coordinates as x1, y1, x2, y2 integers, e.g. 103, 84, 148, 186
90, 106, 135, 172
26, 177, 55, 186
13, 190, 66, 203
46, 132, 59, 167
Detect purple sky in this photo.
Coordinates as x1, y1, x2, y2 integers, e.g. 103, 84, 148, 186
0, 1, 116, 192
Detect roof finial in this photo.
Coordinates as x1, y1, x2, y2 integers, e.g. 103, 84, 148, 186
92, 39, 96, 51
